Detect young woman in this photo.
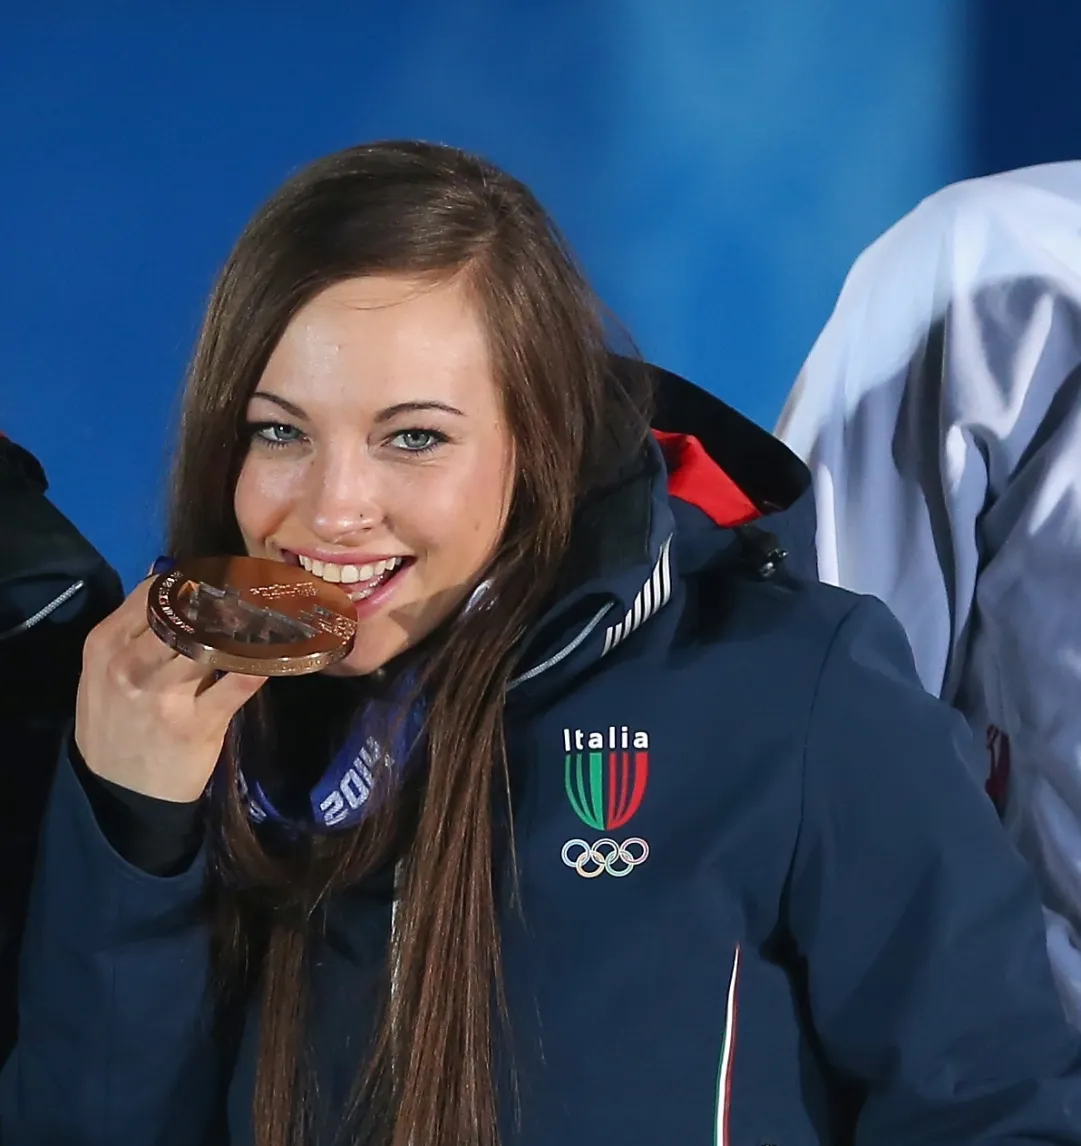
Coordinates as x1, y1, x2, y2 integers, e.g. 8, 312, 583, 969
3, 141, 1081, 1146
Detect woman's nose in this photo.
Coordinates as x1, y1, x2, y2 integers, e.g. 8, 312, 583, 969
306, 450, 385, 542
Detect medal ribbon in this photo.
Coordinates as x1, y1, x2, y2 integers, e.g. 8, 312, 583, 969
239, 670, 426, 833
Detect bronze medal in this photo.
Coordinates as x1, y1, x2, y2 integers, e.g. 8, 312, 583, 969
147, 556, 357, 675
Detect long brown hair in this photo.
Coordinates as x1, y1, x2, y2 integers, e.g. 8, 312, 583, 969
168, 141, 651, 1146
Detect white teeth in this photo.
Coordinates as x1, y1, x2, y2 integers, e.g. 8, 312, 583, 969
299, 554, 407, 588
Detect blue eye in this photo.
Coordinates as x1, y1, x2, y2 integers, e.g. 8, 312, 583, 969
247, 422, 305, 448
391, 429, 445, 453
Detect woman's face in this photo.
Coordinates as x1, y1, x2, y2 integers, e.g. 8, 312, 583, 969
234, 274, 516, 676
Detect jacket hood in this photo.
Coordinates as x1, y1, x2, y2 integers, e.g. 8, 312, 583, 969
647, 358, 815, 573
509, 357, 816, 694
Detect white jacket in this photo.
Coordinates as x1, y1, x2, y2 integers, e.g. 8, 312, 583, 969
777, 162, 1081, 1026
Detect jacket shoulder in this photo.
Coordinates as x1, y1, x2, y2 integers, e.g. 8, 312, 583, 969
686, 560, 874, 671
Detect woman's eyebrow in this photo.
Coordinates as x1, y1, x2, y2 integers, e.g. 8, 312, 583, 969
247, 395, 466, 422
374, 401, 466, 422
249, 392, 308, 419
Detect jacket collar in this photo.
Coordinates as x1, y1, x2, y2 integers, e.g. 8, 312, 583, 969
508, 358, 816, 694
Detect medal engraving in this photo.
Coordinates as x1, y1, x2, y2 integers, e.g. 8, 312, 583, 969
147, 557, 357, 675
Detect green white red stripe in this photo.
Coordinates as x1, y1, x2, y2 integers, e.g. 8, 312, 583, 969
715, 945, 741, 1146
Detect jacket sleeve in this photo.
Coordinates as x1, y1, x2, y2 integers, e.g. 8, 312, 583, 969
0, 746, 228, 1146
788, 597, 1081, 1145
961, 327, 1081, 1025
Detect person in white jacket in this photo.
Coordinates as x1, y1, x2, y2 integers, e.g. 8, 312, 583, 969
777, 162, 1081, 1026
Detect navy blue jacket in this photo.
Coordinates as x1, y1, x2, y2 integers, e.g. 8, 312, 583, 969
3, 368, 1081, 1145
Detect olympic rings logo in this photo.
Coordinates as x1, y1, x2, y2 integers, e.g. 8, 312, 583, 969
561, 837, 650, 878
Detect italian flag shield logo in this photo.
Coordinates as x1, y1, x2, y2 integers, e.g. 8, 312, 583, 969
564, 748, 648, 831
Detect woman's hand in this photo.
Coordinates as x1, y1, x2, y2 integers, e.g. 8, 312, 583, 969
75, 578, 268, 802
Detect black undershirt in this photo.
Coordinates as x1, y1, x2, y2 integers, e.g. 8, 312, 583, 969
69, 739, 205, 877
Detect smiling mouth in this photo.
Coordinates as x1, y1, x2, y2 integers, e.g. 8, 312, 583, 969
283, 552, 414, 601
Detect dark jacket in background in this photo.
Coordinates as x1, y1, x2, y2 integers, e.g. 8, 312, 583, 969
0, 435, 123, 1062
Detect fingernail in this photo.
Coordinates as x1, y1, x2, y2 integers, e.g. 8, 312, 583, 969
149, 555, 176, 576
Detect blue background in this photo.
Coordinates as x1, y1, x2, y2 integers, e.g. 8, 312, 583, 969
3, 1, 1080, 588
